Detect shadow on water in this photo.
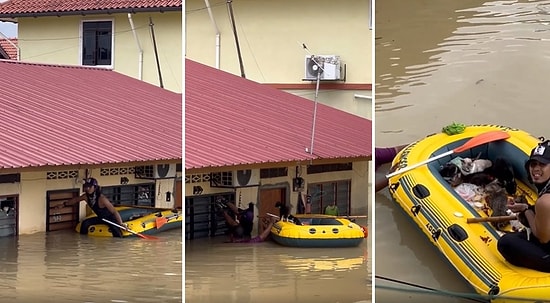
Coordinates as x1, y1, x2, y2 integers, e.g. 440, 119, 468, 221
0, 228, 182, 303
185, 233, 370, 303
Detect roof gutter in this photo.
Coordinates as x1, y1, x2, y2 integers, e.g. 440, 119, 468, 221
127, 13, 143, 80
204, 0, 220, 69
0, 7, 181, 18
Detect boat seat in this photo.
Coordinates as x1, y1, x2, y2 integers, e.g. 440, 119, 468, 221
311, 218, 343, 225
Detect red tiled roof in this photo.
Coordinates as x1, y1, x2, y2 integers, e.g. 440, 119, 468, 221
0, 0, 181, 16
0, 38, 17, 60
185, 59, 372, 170
0, 60, 181, 169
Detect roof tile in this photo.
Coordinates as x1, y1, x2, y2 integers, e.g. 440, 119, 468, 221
0, 0, 181, 16
0, 38, 17, 59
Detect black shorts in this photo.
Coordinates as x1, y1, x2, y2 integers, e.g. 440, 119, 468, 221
497, 231, 550, 272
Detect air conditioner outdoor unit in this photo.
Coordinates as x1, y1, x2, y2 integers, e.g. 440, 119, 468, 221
304, 55, 342, 81
233, 169, 260, 187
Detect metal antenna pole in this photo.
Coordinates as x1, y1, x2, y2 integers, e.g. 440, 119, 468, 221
302, 43, 324, 157
309, 69, 321, 156
227, 0, 246, 78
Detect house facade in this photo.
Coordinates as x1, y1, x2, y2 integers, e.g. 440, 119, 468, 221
0, 0, 182, 93
185, 59, 371, 239
185, 0, 373, 119
0, 60, 182, 236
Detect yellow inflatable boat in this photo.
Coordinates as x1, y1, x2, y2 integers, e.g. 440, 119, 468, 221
270, 214, 365, 248
387, 124, 550, 302
75, 206, 182, 238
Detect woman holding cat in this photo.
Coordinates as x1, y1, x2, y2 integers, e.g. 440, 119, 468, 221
497, 140, 550, 272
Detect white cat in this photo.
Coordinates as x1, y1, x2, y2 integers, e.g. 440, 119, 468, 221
460, 158, 492, 175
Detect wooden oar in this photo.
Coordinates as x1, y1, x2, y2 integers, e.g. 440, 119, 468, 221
466, 215, 517, 224
102, 218, 158, 240
386, 130, 510, 178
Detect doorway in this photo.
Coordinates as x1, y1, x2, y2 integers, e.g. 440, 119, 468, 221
46, 189, 80, 232
0, 195, 18, 237
258, 187, 286, 234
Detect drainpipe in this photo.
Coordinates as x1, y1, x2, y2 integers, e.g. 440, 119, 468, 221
127, 13, 143, 80
0, 31, 19, 60
204, 0, 220, 69
354, 94, 372, 99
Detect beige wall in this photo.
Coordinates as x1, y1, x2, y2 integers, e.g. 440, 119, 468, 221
18, 12, 182, 93
3, 161, 180, 235
185, 160, 370, 233
284, 89, 373, 120
185, 0, 372, 117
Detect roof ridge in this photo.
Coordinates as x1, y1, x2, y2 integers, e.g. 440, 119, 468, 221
0, 59, 112, 71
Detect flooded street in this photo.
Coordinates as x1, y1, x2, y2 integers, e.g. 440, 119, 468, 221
185, 217, 370, 303
0, 229, 182, 303
375, 0, 550, 301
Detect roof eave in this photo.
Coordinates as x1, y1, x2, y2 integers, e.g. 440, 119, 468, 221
0, 7, 181, 18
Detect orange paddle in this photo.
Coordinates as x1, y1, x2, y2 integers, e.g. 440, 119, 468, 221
155, 213, 181, 229
386, 130, 510, 178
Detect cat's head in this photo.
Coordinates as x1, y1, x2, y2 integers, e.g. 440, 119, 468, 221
461, 158, 474, 172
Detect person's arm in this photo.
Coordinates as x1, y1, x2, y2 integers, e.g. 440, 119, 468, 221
533, 195, 550, 243
99, 195, 124, 226
62, 194, 86, 207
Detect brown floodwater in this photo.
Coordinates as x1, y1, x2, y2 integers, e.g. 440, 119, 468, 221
185, 216, 370, 303
0, 228, 182, 303
375, 0, 550, 302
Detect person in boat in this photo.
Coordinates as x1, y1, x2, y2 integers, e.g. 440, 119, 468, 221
375, 145, 408, 192
63, 178, 126, 237
497, 140, 550, 272
324, 201, 339, 216
217, 200, 255, 240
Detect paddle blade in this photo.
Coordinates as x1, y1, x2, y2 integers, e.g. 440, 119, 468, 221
453, 130, 510, 153
137, 233, 159, 240
156, 217, 168, 229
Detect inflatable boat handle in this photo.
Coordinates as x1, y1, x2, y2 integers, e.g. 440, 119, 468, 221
102, 218, 158, 240
467, 215, 517, 223
386, 130, 510, 178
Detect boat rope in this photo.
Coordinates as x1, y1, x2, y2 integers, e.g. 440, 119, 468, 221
375, 275, 488, 303
376, 275, 550, 302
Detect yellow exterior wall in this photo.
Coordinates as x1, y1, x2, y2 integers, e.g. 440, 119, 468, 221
185, 0, 372, 118
17, 12, 182, 93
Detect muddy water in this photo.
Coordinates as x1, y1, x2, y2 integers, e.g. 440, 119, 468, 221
375, 0, 550, 302
185, 216, 370, 303
0, 229, 182, 303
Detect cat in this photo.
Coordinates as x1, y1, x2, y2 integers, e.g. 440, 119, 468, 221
275, 201, 300, 224
460, 158, 492, 175
483, 181, 510, 230
478, 157, 517, 195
